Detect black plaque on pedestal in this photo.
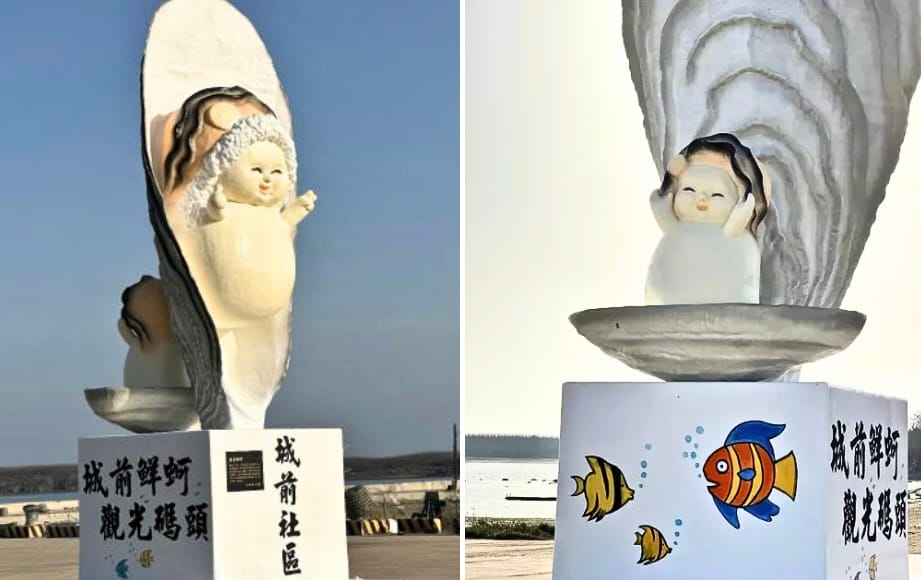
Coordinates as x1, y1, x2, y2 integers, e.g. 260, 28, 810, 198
226, 450, 264, 492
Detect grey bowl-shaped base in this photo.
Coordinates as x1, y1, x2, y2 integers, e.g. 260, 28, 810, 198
569, 304, 866, 382
84, 387, 199, 433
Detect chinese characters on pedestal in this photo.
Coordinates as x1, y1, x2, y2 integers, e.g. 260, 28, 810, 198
276, 436, 303, 576
830, 420, 904, 545
82, 455, 207, 543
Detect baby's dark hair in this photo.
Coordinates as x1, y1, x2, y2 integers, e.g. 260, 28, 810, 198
162, 86, 275, 193
660, 133, 769, 235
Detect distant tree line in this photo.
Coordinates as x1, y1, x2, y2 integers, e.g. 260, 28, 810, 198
466, 435, 559, 459
0, 464, 77, 495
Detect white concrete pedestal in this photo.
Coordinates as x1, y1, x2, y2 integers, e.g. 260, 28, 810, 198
79, 429, 348, 579
553, 382, 908, 579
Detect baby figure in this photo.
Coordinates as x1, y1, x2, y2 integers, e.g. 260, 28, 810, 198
182, 107, 316, 328
646, 133, 771, 305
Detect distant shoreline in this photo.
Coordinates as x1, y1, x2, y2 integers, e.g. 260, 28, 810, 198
466, 457, 558, 462
466, 435, 559, 460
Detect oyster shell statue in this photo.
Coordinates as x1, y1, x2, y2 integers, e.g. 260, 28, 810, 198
623, 1, 921, 307
569, 3, 919, 381
87, 0, 314, 430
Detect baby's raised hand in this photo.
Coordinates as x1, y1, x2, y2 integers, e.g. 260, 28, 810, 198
296, 190, 317, 213
650, 188, 677, 233
723, 193, 756, 238
206, 189, 228, 221
283, 189, 318, 227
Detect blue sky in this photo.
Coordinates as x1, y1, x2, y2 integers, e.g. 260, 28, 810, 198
0, 0, 458, 464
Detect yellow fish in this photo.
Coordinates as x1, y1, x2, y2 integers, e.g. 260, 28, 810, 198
138, 549, 154, 568
869, 554, 877, 580
635, 524, 672, 565
570, 455, 634, 522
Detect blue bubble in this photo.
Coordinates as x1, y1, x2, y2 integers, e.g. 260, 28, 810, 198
697, 474, 702, 478
674, 531, 680, 537
641, 472, 647, 478
682, 451, 689, 458
691, 451, 697, 459
694, 443, 699, 449
645, 443, 652, 450
639, 483, 644, 488
640, 460, 647, 468
674, 541, 679, 546
685, 435, 692, 443
694, 463, 700, 468
696, 426, 704, 434
675, 519, 682, 526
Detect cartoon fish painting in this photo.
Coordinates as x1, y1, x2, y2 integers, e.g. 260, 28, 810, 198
703, 420, 797, 529
139, 549, 154, 568
115, 558, 129, 579
571, 455, 635, 522
634, 524, 672, 565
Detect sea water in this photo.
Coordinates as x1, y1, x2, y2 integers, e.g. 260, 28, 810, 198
466, 459, 558, 519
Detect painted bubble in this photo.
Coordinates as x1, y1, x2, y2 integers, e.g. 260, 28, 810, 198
675, 519, 682, 526
685, 435, 692, 443
691, 452, 697, 459
694, 463, 700, 468
694, 443, 699, 449
683, 451, 689, 458
696, 426, 704, 434
645, 443, 652, 450
641, 472, 647, 478
639, 483, 644, 489
674, 531, 680, 537
641, 460, 648, 468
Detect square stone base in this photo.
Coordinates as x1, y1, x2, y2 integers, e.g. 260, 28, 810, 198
553, 382, 907, 579
79, 429, 348, 579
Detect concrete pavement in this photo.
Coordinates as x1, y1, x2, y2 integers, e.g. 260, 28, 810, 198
466, 540, 921, 579
0, 535, 460, 580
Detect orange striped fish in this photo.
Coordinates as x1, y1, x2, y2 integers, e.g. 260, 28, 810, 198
702, 420, 797, 529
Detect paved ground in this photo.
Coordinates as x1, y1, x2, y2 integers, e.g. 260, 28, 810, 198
465, 540, 553, 579
0, 535, 460, 580
466, 540, 921, 579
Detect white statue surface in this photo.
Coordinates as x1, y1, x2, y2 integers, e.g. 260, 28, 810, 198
623, 0, 921, 307
646, 133, 770, 305
118, 275, 190, 391
87, 0, 317, 431
571, 1, 921, 381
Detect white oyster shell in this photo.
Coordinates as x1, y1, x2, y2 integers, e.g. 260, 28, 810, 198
622, 1, 921, 306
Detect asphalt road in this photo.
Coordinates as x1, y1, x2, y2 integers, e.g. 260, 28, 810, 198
0, 535, 460, 580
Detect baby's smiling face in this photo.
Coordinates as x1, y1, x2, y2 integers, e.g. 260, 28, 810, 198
219, 141, 290, 207
672, 164, 741, 224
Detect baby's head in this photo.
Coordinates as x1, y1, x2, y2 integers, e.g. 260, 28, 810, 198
185, 112, 297, 219
219, 139, 291, 207
659, 133, 771, 233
